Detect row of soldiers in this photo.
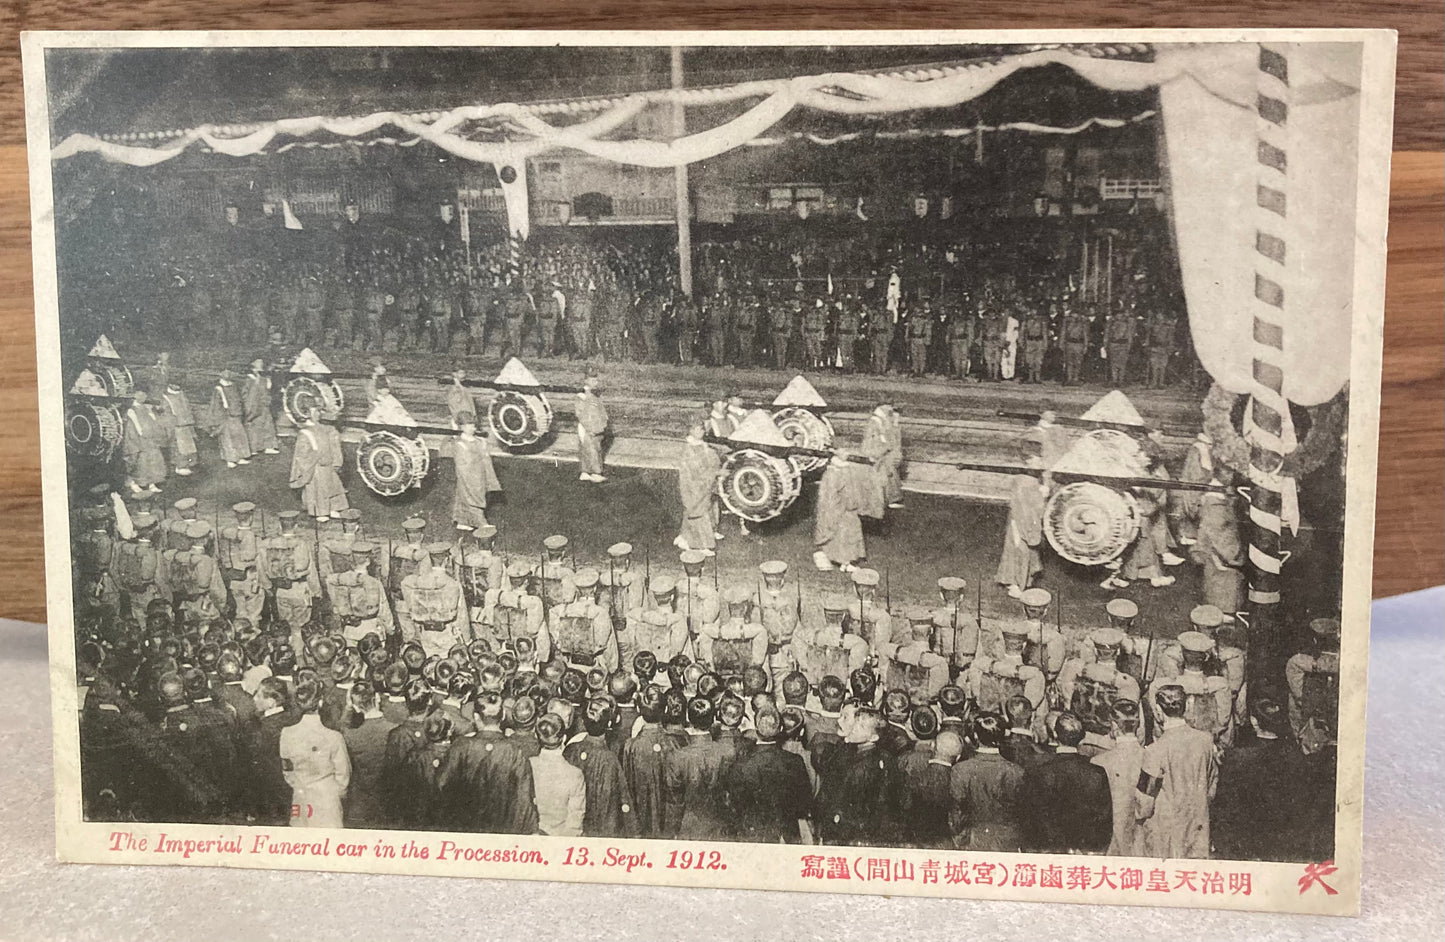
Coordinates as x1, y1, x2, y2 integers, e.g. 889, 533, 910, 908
75, 484, 1341, 768
74, 559, 1340, 857
140, 240, 1182, 388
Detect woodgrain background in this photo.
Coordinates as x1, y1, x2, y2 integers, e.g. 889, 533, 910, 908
0, 4, 1439, 624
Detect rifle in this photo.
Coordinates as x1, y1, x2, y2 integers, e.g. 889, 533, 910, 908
644, 546, 651, 599
1141, 620, 1159, 746
884, 566, 892, 613
537, 541, 549, 630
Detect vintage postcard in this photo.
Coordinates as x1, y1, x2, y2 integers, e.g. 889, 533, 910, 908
22, 29, 1394, 914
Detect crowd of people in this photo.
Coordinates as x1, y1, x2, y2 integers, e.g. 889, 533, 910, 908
63, 200, 1336, 862
62, 202, 1195, 390
73, 464, 1339, 858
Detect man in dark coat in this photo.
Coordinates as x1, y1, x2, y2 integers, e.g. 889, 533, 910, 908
662, 696, 732, 840
949, 712, 1026, 851
621, 684, 678, 838
899, 727, 963, 849
435, 692, 538, 834
720, 707, 811, 843
378, 679, 435, 829
1021, 712, 1113, 854
564, 697, 635, 838
341, 684, 395, 829
244, 675, 295, 824
814, 706, 894, 846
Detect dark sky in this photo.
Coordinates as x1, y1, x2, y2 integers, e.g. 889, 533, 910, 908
44, 44, 1156, 140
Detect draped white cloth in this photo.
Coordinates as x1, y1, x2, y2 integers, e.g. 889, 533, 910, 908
51, 43, 1363, 402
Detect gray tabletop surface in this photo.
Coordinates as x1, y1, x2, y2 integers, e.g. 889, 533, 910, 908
2, 588, 1441, 942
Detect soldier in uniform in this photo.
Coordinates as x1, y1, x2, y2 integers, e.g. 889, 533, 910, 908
965, 623, 1047, 713
946, 306, 976, 380
674, 291, 700, 365
980, 307, 1007, 381
1285, 617, 1341, 752
906, 300, 934, 376
317, 508, 363, 584
868, 303, 895, 375
261, 510, 321, 651
156, 380, 199, 477
1019, 307, 1050, 384
767, 298, 795, 370
501, 281, 530, 361
403, 542, 471, 659
533, 534, 577, 608
550, 569, 618, 675
112, 512, 165, 625
326, 541, 395, 647
242, 359, 280, 456
387, 517, 429, 639
1147, 631, 1233, 742
877, 608, 950, 703
986, 587, 1066, 683
483, 562, 549, 665
1146, 313, 1177, 389
828, 297, 856, 372
731, 294, 758, 368
1156, 604, 1246, 727
750, 559, 798, 692
163, 497, 202, 553
676, 550, 721, 644
845, 567, 895, 658
165, 520, 227, 628
568, 280, 595, 360
1106, 306, 1138, 386
1059, 302, 1091, 385
791, 595, 867, 690
1056, 627, 1143, 741
802, 298, 827, 368
359, 276, 387, 353
601, 542, 646, 663
933, 576, 980, 679
632, 607, 690, 670
535, 280, 561, 357
696, 587, 769, 677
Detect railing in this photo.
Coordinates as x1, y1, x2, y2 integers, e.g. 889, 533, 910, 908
1099, 178, 1162, 200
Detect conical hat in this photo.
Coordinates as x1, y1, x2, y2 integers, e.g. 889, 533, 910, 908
1080, 390, 1145, 426
289, 348, 331, 374
87, 335, 120, 360
366, 393, 416, 427
772, 375, 827, 408
70, 369, 108, 396
495, 357, 540, 387
728, 409, 791, 447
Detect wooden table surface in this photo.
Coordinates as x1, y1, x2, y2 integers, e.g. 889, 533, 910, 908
0, 3, 1439, 623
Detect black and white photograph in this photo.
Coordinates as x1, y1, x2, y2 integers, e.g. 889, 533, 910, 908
23, 30, 1394, 913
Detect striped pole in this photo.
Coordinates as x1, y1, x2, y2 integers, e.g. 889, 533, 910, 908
1245, 44, 1294, 666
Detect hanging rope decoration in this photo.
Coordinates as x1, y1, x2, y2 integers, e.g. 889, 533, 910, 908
1202, 382, 1346, 481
